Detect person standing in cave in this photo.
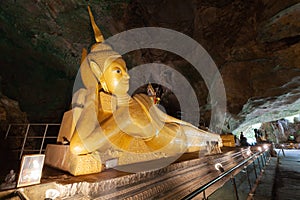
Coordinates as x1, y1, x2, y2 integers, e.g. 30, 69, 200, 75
240, 132, 249, 146
254, 128, 261, 143
240, 132, 245, 140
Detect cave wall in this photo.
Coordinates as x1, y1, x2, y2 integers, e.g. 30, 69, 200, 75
0, 0, 300, 134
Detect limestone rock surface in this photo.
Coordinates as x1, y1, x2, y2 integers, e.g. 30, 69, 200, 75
0, 0, 300, 133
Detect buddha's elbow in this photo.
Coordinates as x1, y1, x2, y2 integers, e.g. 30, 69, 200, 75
70, 141, 88, 155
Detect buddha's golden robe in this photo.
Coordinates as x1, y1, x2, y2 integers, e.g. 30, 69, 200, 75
71, 91, 221, 160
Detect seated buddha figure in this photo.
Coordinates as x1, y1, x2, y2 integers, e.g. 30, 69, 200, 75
68, 7, 222, 166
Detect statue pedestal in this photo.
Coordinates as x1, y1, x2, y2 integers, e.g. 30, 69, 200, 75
45, 109, 103, 176
45, 144, 102, 176
41, 148, 246, 199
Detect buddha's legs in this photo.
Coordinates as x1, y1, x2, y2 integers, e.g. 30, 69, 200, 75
182, 125, 222, 153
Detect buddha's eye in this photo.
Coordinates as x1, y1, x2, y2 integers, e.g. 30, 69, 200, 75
116, 69, 121, 74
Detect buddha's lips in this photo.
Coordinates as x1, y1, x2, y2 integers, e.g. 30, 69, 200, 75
120, 80, 129, 85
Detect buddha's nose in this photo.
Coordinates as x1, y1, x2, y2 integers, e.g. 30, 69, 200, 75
124, 72, 130, 80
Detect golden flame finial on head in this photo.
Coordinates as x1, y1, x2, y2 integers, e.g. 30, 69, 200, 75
88, 6, 104, 43
81, 6, 121, 91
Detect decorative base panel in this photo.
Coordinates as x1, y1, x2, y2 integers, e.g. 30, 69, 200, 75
45, 144, 102, 176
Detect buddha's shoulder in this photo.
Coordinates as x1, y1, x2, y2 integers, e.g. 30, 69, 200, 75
132, 93, 154, 106
132, 93, 149, 99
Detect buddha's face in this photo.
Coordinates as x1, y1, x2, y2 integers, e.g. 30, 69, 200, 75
102, 58, 130, 96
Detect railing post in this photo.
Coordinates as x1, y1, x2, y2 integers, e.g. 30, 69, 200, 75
252, 159, 257, 179
203, 190, 207, 200
40, 124, 49, 154
257, 156, 262, 171
261, 153, 266, 167
5, 124, 12, 139
231, 175, 239, 200
266, 149, 271, 158
20, 124, 30, 160
263, 152, 268, 165
282, 147, 286, 157
266, 150, 270, 162
244, 166, 252, 190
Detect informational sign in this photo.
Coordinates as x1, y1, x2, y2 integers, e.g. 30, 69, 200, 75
17, 154, 45, 188
105, 158, 119, 169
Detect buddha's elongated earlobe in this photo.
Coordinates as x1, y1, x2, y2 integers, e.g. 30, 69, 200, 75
99, 76, 109, 93
89, 60, 109, 93
80, 49, 99, 89
90, 61, 102, 81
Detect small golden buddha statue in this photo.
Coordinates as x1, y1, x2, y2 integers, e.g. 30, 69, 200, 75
62, 7, 222, 169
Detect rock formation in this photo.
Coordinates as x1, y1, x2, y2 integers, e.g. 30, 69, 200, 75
0, 0, 300, 135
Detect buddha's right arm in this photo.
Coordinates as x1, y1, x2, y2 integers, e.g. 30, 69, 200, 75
72, 88, 99, 139
69, 93, 100, 155
70, 102, 130, 155
70, 110, 118, 155
70, 88, 102, 155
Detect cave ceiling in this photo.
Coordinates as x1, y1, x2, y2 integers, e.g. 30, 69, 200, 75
0, 0, 300, 133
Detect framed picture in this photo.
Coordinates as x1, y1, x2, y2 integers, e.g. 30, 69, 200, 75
17, 154, 45, 188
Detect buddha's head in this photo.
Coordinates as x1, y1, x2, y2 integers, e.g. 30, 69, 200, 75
87, 43, 130, 96
80, 6, 130, 96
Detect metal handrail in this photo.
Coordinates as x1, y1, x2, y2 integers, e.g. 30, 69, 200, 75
4, 123, 60, 139
4, 123, 60, 159
6, 136, 57, 139
183, 151, 263, 200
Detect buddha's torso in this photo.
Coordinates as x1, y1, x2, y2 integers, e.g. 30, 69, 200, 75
104, 94, 183, 153
98, 93, 168, 140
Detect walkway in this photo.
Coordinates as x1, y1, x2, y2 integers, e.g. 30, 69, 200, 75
209, 149, 300, 200
273, 149, 300, 200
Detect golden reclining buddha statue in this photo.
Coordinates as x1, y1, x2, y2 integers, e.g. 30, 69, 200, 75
45, 6, 222, 175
